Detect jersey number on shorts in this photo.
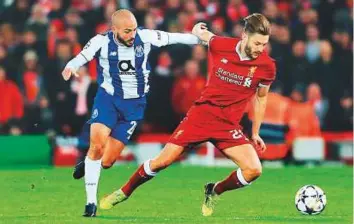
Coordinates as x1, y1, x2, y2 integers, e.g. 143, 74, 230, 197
230, 129, 243, 139
127, 121, 138, 139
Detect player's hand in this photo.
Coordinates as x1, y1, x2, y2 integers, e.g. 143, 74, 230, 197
62, 67, 79, 81
192, 22, 208, 36
251, 134, 266, 153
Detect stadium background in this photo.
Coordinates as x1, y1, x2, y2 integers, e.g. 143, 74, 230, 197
0, 0, 352, 223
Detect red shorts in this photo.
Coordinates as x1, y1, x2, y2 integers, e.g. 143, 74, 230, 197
168, 103, 250, 150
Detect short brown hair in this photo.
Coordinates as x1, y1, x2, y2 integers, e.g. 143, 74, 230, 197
243, 13, 271, 35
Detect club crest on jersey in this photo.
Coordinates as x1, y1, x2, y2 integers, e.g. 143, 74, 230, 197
92, 109, 98, 119
135, 45, 144, 57
247, 66, 257, 77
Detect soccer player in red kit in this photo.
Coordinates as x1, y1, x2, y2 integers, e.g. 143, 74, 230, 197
100, 13, 276, 216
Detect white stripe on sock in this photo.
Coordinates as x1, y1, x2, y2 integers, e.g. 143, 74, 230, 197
237, 168, 251, 186
143, 160, 157, 176
85, 156, 102, 205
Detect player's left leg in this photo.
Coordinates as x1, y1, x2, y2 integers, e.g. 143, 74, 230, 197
99, 143, 185, 210
100, 118, 141, 168
74, 138, 124, 178
73, 119, 137, 179
73, 122, 90, 179
214, 144, 262, 193
101, 137, 125, 168
202, 143, 261, 216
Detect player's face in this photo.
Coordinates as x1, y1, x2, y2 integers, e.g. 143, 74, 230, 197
244, 33, 269, 59
113, 19, 137, 47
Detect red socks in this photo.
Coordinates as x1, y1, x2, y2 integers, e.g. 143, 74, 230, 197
120, 163, 250, 197
121, 160, 156, 196
213, 169, 250, 195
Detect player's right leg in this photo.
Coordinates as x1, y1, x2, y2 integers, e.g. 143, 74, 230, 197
83, 123, 111, 217
99, 143, 184, 210
82, 89, 118, 217
202, 143, 261, 216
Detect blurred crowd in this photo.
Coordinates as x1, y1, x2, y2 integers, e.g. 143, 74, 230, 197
0, 0, 352, 137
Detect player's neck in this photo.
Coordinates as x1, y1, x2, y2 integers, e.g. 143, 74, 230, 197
113, 33, 126, 46
239, 40, 249, 59
113, 33, 121, 44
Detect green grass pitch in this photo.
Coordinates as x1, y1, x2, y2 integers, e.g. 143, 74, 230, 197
0, 166, 352, 224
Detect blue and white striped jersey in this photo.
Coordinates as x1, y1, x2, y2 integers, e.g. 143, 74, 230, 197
72, 29, 199, 99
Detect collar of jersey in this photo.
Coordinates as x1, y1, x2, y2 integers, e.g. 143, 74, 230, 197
235, 41, 251, 61
113, 33, 132, 47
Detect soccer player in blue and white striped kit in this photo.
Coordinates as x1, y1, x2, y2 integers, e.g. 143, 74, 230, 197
62, 9, 202, 217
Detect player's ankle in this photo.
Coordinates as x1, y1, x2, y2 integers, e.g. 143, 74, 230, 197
211, 182, 217, 194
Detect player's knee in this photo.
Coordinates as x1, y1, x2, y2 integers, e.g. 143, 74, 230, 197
159, 161, 172, 170
150, 158, 173, 172
242, 164, 262, 181
101, 162, 113, 169
248, 166, 262, 179
101, 157, 115, 169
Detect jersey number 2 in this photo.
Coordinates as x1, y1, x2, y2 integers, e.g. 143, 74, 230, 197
127, 121, 138, 139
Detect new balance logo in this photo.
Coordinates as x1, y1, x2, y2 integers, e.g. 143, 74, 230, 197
221, 58, 228, 64
110, 51, 117, 56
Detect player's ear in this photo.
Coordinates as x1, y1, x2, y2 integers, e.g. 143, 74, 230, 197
241, 31, 248, 41
111, 24, 118, 34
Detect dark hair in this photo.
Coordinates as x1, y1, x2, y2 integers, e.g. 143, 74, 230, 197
243, 13, 271, 35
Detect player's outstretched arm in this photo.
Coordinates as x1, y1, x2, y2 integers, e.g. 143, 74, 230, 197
165, 32, 202, 45
138, 29, 203, 47
62, 34, 104, 81
251, 86, 270, 152
192, 22, 215, 45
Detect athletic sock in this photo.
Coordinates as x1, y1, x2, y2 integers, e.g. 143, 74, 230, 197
121, 160, 157, 196
213, 168, 250, 195
84, 156, 102, 205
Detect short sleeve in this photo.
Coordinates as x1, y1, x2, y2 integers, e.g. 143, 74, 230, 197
258, 61, 276, 88
138, 29, 169, 47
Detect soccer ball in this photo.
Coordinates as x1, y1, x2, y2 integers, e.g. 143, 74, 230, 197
295, 185, 327, 215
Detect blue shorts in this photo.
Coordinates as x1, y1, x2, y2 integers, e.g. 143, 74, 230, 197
78, 88, 146, 148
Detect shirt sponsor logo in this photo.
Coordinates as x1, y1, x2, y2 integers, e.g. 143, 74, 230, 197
216, 67, 253, 88
118, 60, 137, 75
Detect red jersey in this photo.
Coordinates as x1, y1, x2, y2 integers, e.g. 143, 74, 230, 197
196, 36, 276, 121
